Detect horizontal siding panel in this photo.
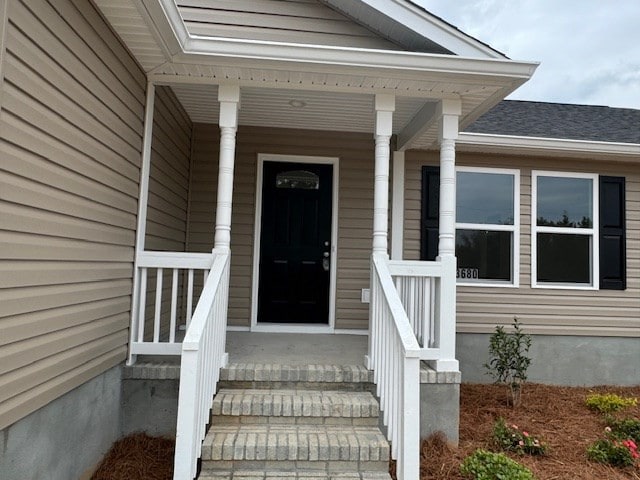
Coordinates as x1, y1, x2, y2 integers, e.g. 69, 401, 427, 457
177, 1, 400, 49
1, 279, 132, 318
2, 84, 139, 178
0, 261, 132, 289
1, 172, 136, 229
2, 116, 139, 201
0, 314, 128, 376
1, 203, 134, 246
1, 231, 134, 262
0, 298, 130, 347
16, 0, 144, 111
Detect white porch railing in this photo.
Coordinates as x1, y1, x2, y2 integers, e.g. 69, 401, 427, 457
369, 253, 457, 480
129, 251, 214, 358
173, 250, 230, 480
370, 253, 421, 480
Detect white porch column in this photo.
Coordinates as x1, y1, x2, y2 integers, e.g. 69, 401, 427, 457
372, 94, 395, 255
435, 97, 461, 372
214, 85, 240, 252
127, 82, 155, 365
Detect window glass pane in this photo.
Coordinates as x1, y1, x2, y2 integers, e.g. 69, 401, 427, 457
536, 176, 592, 227
537, 233, 591, 283
456, 229, 512, 282
276, 170, 319, 190
457, 172, 514, 225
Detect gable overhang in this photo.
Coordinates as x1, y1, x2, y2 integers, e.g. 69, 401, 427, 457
321, 0, 506, 59
96, 0, 538, 149
457, 133, 640, 163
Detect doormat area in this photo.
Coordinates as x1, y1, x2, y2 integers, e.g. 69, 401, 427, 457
91, 432, 174, 480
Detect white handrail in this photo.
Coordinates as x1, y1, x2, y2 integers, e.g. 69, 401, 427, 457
173, 250, 230, 480
369, 253, 421, 480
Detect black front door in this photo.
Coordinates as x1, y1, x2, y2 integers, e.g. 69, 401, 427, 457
258, 161, 333, 323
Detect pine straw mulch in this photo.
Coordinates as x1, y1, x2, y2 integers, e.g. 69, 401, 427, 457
92, 385, 640, 480
417, 383, 640, 480
91, 432, 174, 480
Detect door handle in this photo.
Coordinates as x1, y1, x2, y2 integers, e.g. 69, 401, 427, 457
323, 252, 329, 258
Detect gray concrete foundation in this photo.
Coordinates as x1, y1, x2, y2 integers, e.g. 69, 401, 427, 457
121, 374, 179, 437
0, 365, 122, 480
457, 333, 640, 386
419, 366, 461, 445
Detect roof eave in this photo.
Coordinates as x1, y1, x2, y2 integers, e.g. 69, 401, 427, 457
457, 132, 640, 162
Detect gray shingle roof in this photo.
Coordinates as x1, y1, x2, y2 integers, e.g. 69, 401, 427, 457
466, 100, 640, 144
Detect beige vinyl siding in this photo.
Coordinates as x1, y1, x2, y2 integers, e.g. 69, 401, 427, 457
176, 0, 402, 50
187, 125, 375, 329
145, 86, 192, 251
0, 0, 188, 430
404, 150, 640, 337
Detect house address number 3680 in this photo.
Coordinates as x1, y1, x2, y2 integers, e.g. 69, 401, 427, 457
456, 268, 479, 279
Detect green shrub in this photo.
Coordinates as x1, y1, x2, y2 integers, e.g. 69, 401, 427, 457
608, 418, 640, 443
484, 318, 532, 407
586, 438, 636, 467
460, 449, 536, 480
585, 393, 637, 414
492, 418, 547, 455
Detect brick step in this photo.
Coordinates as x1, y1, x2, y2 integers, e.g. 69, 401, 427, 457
211, 389, 379, 426
199, 472, 392, 480
201, 424, 389, 473
218, 364, 373, 391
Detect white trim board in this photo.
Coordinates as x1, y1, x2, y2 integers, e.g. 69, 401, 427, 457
250, 154, 340, 332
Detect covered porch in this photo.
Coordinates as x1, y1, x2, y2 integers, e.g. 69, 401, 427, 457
128, 82, 465, 480
112, 17, 535, 479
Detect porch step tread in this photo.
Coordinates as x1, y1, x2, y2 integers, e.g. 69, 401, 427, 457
201, 424, 389, 463
220, 364, 373, 384
199, 472, 392, 480
212, 389, 379, 424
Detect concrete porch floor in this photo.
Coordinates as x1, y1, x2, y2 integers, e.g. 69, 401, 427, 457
226, 331, 368, 365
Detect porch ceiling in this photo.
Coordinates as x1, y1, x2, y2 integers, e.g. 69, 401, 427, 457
171, 84, 432, 135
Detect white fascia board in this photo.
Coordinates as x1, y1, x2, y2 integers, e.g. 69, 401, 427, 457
180, 36, 538, 81
457, 132, 640, 161
358, 0, 504, 59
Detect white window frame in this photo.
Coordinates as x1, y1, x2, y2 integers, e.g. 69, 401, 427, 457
531, 170, 599, 290
455, 166, 520, 288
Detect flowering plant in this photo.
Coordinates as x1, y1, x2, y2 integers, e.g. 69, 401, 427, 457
587, 426, 639, 468
492, 417, 546, 456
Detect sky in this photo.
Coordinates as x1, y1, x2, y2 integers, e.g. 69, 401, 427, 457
416, 0, 640, 109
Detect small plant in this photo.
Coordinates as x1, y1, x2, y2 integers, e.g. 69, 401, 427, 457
608, 418, 640, 443
484, 318, 532, 407
492, 418, 546, 455
460, 449, 536, 480
587, 436, 638, 467
585, 393, 637, 414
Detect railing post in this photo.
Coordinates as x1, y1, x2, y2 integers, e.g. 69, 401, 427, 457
399, 355, 420, 480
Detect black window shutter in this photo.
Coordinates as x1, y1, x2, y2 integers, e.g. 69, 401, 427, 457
599, 176, 626, 290
421, 166, 440, 261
